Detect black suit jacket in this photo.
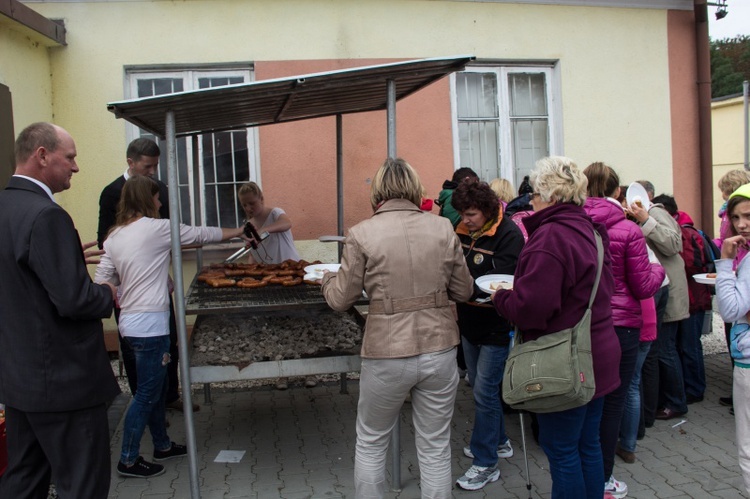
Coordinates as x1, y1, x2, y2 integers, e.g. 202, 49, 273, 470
0, 177, 120, 411
97, 174, 170, 249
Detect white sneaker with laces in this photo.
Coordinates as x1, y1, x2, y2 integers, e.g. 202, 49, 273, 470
605, 476, 628, 498
463, 439, 514, 459
455, 464, 500, 490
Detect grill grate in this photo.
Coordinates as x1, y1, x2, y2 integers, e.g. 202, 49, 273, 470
185, 279, 329, 314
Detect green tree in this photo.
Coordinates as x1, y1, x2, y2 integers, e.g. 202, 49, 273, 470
710, 35, 750, 98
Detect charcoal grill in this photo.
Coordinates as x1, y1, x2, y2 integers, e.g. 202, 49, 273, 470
186, 273, 367, 400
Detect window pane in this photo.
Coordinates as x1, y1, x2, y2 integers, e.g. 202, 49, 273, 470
458, 121, 500, 179
129, 70, 254, 230
457, 73, 498, 119
217, 184, 239, 227
509, 73, 547, 117
512, 119, 549, 180
179, 185, 191, 224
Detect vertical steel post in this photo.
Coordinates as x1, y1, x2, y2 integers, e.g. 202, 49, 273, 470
192, 135, 203, 270
337, 114, 344, 262
385, 78, 401, 492
166, 111, 201, 499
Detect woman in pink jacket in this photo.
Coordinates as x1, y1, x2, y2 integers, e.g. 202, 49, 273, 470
583, 162, 665, 497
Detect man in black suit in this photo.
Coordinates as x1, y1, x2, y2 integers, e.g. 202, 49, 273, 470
0, 122, 120, 498
97, 138, 196, 411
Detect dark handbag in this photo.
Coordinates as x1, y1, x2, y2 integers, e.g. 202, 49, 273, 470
501, 230, 603, 413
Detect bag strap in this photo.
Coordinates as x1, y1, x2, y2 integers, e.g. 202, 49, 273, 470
587, 229, 604, 310
513, 228, 603, 345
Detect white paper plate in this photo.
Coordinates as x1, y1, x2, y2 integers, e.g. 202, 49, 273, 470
626, 182, 652, 211
304, 263, 341, 279
693, 273, 716, 285
476, 274, 514, 294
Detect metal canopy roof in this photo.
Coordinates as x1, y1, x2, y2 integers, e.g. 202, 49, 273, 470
107, 55, 475, 139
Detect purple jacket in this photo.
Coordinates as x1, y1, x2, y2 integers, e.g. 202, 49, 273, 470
584, 197, 664, 328
492, 203, 621, 400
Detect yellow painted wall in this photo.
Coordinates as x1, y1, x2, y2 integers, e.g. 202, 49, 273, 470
28, 0, 675, 229
712, 95, 749, 235
0, 23, 54, 136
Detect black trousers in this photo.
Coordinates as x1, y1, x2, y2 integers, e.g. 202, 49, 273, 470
116, 295, 180, 402
0, 404, 110, 499
641, 286, 669, 429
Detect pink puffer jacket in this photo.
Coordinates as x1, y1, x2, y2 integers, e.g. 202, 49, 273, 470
584, 197, 665, 328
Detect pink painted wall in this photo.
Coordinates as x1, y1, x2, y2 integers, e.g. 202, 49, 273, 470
667, 10, 703, 226
255, 59, 455, 239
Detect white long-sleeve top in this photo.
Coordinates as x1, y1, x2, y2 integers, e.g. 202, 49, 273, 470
95, 217, 222, 315
717, 256, 750, 325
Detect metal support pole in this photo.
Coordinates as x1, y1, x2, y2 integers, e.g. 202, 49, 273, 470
387, 79, 397, 158
385, 78, 401, 492
166, 111, 201, 499
336, 114, 344, 263
192, 135, 203, 270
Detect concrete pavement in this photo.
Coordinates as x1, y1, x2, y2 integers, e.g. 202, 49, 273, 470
106, 352, 745, 498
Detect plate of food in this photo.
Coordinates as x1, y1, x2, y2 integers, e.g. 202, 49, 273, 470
476, 274, 514, 294
626, 182, 652, 211
693, 273, 717, 285
303, 263, 341, 280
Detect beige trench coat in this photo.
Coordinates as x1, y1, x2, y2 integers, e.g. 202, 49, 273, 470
321, 199, 473, 359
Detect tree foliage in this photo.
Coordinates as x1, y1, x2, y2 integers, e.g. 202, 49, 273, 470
711, 35, 750, 98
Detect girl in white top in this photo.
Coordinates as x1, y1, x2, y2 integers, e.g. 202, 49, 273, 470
95, 175, 245, 477
238, 182, 300, 264
237, 181, 311, 390
716, 183, 750, 495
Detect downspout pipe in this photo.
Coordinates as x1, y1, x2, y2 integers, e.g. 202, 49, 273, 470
694, 0, 714, 234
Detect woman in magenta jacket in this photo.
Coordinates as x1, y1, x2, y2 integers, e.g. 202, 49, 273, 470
492, 156, 620, 499
583, 162, 665, 496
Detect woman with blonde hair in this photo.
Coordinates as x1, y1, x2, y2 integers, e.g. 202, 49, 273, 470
489, 178, 515, 207
492, 156, 620, 498
321, 157, 473, 498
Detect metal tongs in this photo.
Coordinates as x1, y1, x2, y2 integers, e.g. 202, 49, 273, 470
224, 220, 269, 264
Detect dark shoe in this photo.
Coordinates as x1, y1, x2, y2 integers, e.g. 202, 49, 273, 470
153, 442, 188, 461
731, 407, 735, 416
686, 394, 704, 404
117, 456, 165, 478
615, 444, 636, 464
720, 396, 733, 407
166, 399, 200, 412
655, 408, 686, 421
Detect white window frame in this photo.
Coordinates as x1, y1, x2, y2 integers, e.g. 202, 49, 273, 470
124, 66, 260, 227
450, 62, 563, 186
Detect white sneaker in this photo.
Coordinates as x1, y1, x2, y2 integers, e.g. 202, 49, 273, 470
463, 440, 513, 459
455, 464, 500, 490
605, 476, 628, 498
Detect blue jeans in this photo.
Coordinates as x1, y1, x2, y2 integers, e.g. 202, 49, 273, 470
536, 397, 605, 499
120, 335, 172, 466
678, 311, 706, 398
619, 341, 652, 452
461, 338, 509, 468
657, 320, 688, 413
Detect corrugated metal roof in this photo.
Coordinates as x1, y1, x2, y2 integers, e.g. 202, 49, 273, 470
107, 55, 475, 138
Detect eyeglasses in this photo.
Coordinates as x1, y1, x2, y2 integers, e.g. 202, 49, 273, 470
530, 192, 541, 199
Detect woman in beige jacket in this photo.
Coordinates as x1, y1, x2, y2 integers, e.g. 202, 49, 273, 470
321, 158, 473, 498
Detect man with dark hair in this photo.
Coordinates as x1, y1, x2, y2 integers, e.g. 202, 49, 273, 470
0, 122, 119, 498
97, 137, 196, 412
